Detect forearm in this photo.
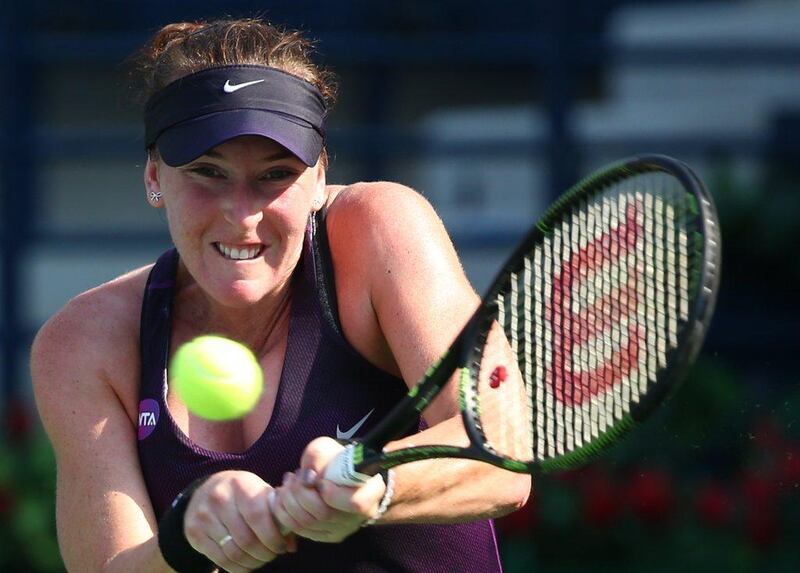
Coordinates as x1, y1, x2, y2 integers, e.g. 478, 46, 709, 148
58, 522, 173, 573
272, 419, 530, 542
55, 483, 173, 573
99, 537, 176, 573
377, 417, 531, 525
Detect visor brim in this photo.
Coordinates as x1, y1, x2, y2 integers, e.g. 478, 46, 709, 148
155, 109, 323, 167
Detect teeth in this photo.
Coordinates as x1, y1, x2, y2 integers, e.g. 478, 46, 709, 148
217, 243, 262, 260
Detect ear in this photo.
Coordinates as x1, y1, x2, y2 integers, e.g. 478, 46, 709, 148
144, 156, 164, 208
311, 164, 327, 212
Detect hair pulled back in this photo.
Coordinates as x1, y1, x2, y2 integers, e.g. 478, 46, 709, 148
131, 18, 337, 108
130, 19, 337, 166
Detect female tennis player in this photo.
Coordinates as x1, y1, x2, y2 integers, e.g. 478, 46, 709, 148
30, 18, 530, 573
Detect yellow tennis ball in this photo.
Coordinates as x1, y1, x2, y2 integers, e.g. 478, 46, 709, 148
170, 335, 263, 421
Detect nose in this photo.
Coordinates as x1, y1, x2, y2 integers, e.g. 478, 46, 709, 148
220, 182, 264, 230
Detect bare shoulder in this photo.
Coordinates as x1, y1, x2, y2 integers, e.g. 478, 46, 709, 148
32, 265, 151, 366
31, 265, 153, 435
326, 181, 449, 254
324, 181, 459, 301
322, 182, 478, 383
327, 180, 437, 221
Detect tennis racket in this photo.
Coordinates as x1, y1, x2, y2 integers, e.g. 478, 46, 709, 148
325, 154, 721, 485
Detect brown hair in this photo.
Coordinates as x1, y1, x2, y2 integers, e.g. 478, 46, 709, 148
130, 18, 337, 164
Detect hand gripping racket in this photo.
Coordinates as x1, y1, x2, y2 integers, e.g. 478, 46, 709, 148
325, 154, 721, 485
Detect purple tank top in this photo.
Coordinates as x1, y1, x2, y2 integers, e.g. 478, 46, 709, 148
137, 211, 503, 572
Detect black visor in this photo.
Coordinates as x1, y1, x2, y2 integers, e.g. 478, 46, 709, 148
144, 65, 327, 167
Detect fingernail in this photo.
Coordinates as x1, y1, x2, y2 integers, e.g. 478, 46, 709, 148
282, 472, 293, 486
300, 468, 318, 487
267, 490, 277, 512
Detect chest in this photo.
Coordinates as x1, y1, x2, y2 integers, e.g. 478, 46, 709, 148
137, 245, 410, 462
164, 333, 288, 453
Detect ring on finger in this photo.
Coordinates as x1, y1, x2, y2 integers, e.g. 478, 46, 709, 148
218, 533, 234, 548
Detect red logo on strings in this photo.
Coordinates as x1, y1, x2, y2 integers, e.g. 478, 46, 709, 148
547, 201, 645, 406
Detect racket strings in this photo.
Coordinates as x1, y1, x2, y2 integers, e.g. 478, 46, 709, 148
476, 171, 696, 465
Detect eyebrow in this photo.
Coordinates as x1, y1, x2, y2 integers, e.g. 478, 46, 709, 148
202, 147, 297, 162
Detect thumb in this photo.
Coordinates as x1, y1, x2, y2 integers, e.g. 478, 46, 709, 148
300, 436, 346, 475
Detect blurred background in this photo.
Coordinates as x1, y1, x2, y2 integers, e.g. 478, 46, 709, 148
1, 0, 798, 571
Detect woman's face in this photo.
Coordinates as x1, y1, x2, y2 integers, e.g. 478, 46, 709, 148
145, 135, 325, 308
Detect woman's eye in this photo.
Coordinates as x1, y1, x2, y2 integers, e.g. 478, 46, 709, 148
261, 169, 296, 182
189, 166, 224, 178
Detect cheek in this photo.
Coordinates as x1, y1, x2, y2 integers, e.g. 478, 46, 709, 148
164, 201, 198, 242
162, 193, 217, 256
263, 207, 309, 261
267, 184, 316, 233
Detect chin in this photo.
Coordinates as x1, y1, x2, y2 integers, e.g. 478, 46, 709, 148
190, 246, 296, 307
215, 280, 274, 307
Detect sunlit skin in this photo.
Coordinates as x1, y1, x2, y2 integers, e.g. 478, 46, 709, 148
144, 136, 326, 328
32, 137, 531, 573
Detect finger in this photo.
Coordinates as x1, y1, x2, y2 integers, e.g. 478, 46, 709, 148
285, 532, 299, 553
235, 486, 290, 557
298, 468, 320, 488
197, 533, 253, 573
269, 484, 302, 534
286, 471, 335, 526
318, 474, 386, 517
300, 437, 345, 473
217, 535, 269, 572
284, 493, 364, 544
281, 474, 348, 542
268, 491, 303, 548
215, 505, 273, 569
185, 518, 259, 573
277, 473, 327, 533
183, 507, 238, 562
271, 489, 328, 542
189, 478, 268, 569
294, 483, 334, 523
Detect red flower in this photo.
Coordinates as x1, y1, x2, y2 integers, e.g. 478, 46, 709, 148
739, 470, 780, 549
778, 445, 800, 489
0, 487, 14, 516
624, 468, 674, 525
580, 469, 620, 526
4, 398, 32, 444
746, 509, 779, 549
694, 481, 733, 528
750, 415, 784, 453
740, 472, 777, 509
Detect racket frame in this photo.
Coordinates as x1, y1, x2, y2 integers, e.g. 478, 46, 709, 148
334, 154, 720, 481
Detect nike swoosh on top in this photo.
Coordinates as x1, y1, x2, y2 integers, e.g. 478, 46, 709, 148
223, 79, 266, 93
336, 409, 375, 441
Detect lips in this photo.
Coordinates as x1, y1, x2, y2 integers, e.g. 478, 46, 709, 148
214, 242, 265, 260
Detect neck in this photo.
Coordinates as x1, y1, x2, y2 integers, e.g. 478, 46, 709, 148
172, 270, 294, 358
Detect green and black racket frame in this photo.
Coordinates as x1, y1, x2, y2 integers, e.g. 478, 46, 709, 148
324, 154, 721, 486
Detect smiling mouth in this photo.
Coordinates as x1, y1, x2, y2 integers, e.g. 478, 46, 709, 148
214, 242, 265, 261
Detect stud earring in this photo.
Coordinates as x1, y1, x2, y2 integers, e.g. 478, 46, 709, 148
149, 191, 162, 203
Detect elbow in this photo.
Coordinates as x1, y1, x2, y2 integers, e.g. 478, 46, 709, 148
497, 472, 532, 517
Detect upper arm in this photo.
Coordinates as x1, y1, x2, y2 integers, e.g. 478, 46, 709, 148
326, 183, 480, 424
31, 289, 159, 571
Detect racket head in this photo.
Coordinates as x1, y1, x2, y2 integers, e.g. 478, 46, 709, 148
460, 154, 721, 473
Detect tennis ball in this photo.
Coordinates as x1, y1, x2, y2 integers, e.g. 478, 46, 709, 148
170, 335, 263, 421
